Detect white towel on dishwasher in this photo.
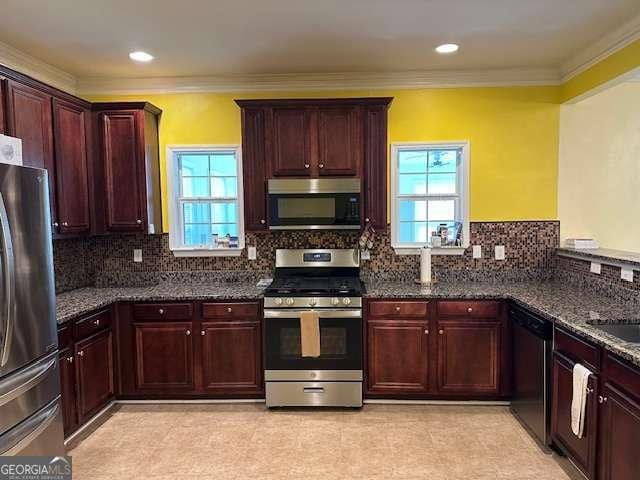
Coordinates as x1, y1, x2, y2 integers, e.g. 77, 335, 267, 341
571, 363, 592, 438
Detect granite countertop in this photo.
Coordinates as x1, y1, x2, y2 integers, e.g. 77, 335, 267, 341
363, 280, 640, 368
56, 281, 266, 325
56, 278, 640, 368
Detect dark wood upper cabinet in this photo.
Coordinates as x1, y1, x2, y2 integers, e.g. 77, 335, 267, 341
436, 319, 502, 395
0, 78, 6, 134
201, 320, 263, 394
52, 98, 91, 234
367, 319, 430, 395
93, 102, 162, 234
75, 329, 114, 421
316, 106, 362, 176
551, 351, 598, 479
133, 321, 195, 391
240, 108, 268, 230
269, 107, 312, 177
236, 97, 392, 231
362, 104, 388, 230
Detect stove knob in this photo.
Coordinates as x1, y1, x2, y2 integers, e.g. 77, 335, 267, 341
286, 298, 295, 306
342, 298, 351, 306
309, 298, 317, 307
274, 298, 283, 306
331, 297, 340, 306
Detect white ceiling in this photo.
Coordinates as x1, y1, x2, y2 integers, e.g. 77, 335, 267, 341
1, 0, 639, 80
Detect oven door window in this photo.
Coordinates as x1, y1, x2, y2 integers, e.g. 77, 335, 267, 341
265, 317, 362, 370
269, 193, 360, 227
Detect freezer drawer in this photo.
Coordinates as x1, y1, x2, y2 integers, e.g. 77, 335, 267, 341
0, 397, 64, 456
266, 381, 362, 407
0, 351, 60, 435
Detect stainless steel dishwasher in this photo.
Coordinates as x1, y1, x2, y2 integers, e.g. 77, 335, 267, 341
509, 303, 553, 450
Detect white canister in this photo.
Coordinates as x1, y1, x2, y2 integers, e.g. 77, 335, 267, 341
420, 246, 432, 284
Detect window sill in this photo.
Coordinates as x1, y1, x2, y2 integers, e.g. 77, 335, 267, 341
171, 248, 243, 258
393, 246, 467, 256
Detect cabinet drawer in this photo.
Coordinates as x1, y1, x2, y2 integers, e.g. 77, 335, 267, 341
368, 301, 428, 319
554, 328, 600, 371
437, 301, 501, 318
58, 324, 73, 350
603, 353, 640, 400
133, 303, 193, 320
202, 302, 260, 320
74, 309, 111, 340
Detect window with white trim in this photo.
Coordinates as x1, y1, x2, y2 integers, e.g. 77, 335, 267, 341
391, 142, 469, 254
167, 146, 244, 256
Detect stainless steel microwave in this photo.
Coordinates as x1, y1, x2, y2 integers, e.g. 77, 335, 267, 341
267, 178, 361, 230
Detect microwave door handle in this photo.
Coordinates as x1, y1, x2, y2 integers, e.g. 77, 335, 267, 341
0, 192, 15, 367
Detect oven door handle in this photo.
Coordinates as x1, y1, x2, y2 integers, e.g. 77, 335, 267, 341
263, 309, 362, 319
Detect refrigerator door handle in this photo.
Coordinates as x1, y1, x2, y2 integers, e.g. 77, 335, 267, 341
0, 397, 60, 455
0, 191, 16, 367
0, 352, 57, 408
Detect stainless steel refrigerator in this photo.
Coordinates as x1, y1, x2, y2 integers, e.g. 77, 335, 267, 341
0, 163, 64, 455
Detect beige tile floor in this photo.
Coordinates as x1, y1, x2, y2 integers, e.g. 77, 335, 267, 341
67, 403, 571, 480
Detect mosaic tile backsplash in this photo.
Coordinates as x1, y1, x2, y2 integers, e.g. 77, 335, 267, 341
53, 221, 560, 293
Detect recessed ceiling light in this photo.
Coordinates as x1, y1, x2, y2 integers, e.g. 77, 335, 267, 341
129, 51, 154, 62
435, 43, 459, 54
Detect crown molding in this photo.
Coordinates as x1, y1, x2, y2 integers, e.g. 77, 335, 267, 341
0, 40, 77, 94
76, 67, 561, 95
560, 13, 640, 82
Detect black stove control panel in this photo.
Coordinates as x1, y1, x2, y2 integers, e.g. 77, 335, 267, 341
303, 252, 331, 262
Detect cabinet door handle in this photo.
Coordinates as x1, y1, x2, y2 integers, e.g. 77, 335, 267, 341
304, 164, 310, 169
260, 219, 266, 224
586, 387, 594, 394
319, 163, 324, 169
53, 222, 59, 228
603, 396, 608, 403
158, 308, 164, 315
227, 307, 233, 313
67, 356, 73, 364
62, 222, 69, 227
201, 330, 205, 336
467, 307, 473, 313
94, 319, 100, 326
77, 351, 84, 357
395, 306, 401, 312
365, 218, 370, 223
439, 329, 444, 335
185, 330, 191, 336
424, 329, 429, 335
136, 219, 143, 225
598, 395, 605, 403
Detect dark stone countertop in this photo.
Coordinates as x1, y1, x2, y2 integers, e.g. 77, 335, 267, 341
363, 280, 640, 367
56, 278, 640, 368
56, 281, 266, 325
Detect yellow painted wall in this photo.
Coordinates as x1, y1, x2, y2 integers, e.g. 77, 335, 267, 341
88, 86, 560, 231
559, 81, 640, 251
561, 39, 640, 102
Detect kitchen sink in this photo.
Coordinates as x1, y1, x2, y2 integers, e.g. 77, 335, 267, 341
590, 324, 640, 343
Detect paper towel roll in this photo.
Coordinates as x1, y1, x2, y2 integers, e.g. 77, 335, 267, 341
420, 246, 432, 284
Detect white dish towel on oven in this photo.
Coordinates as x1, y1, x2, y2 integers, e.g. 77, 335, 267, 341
571, 363, 593, 438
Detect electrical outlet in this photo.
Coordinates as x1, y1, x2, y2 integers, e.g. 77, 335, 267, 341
247, 246, 257, 260
590, 262, 601, 274
472, 245, 482, 259
494, 245, 506, 261
621, 268, 634, 282
133, 249, 142, 263
361, 249, 371, 260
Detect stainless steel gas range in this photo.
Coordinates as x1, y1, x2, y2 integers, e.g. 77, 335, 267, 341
263, 249, 363, 407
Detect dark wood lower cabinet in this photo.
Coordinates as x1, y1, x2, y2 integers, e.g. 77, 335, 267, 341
58, 348, 78, 434
133, 322, 195, 391
75, 329, 115, 420
436, 319, 501, 395
550, 351, 598, 479
201, 321, 262, 393
367, 320, 430, 394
